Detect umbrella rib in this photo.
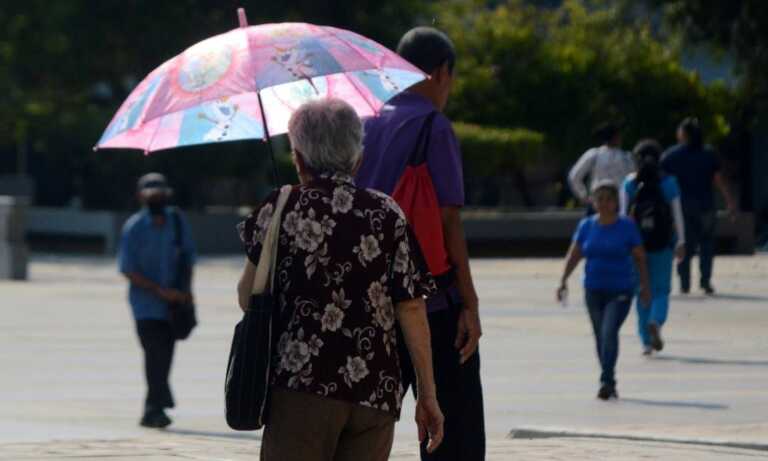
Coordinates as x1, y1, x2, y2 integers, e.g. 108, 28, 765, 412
313, 25, 383, 73
340, 70, 379, 117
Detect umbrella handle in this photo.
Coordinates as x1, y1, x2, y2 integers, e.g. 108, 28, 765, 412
237, 8, 248, 28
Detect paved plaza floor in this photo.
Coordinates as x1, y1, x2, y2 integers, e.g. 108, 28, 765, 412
1, 255, 767, 459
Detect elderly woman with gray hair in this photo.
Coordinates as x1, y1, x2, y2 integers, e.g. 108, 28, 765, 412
237, 98, 444, 461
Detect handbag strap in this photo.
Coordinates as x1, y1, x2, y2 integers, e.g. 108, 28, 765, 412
251, 185, 293, 295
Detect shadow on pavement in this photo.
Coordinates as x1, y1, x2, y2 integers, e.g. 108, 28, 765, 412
165, 428, 260, 440
620, 398, 728, 410
670, 293, 768, 302
710, 293, 768, 302
654, 355, 768, 367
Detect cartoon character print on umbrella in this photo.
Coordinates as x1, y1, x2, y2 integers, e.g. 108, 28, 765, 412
178, 96, 263, 147
257, 39, 344, 90
178, 39, 234, 94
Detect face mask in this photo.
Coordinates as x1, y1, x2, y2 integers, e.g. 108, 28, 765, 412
147, 201, 167, 216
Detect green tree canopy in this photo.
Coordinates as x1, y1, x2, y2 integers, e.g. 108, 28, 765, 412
437, 0, 733, 159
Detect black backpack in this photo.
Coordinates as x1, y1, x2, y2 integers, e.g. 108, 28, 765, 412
631, 178, 673, 251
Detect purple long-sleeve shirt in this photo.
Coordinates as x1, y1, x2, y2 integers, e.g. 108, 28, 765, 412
356, 92, 465, 312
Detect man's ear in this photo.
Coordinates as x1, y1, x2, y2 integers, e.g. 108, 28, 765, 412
433, 62, 451, 84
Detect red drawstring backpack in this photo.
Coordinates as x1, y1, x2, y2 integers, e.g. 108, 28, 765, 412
392, 112, 452, 277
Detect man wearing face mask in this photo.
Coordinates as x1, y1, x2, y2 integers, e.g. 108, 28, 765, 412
119, 173, 196, 428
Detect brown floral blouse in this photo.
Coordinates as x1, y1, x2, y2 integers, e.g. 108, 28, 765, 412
238, 173, 435, 418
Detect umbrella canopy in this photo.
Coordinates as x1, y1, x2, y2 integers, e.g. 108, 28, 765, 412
95, 11, 426, 153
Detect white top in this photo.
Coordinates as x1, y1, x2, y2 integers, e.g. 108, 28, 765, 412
568, 145, 635, 202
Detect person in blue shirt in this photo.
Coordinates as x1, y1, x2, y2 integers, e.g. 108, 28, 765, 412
621, 140, 687, 356
661, 117, 737, 295
119, 173, 196, 429
558, 180, 651, 400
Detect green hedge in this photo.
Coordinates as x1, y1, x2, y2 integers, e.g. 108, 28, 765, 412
453, 122, 546, 177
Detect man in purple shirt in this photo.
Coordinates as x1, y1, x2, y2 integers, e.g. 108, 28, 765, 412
356, 27, 485, 461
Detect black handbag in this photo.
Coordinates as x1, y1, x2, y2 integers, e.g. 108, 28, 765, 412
225, 185, 292, 431
169, 210, 197, 340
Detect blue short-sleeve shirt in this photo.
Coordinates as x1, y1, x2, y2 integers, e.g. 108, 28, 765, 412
574, 216, 642, 292
119, 208, 196, 320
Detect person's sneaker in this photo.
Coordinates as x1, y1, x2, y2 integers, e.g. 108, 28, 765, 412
642, 346, 653, 356
702, 284, 716, 296
597, 384, 618, 400
647, 323, 664, 352
140, 410, 172, 429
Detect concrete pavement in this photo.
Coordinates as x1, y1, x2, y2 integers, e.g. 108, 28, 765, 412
1, 255, 766, 459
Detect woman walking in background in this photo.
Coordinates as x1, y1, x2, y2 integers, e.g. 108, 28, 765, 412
557, 180, 651, 400
621, 140, 686, 356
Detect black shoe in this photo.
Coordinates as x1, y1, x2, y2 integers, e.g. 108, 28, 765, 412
647, 323, 664, 352
680, 285, 690, 295
702, 284, 715, 296
597, 384, 618, 400
140, 410, 172, 429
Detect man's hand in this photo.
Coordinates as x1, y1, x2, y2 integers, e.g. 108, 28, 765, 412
159, 288, 191, 304
415, 395, 444, 454
455, 306, 482, 364
674, 243, 686, 262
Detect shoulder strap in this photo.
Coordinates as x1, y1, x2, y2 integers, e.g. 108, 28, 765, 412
251, 185, 293, 295
408, 111, 438, 166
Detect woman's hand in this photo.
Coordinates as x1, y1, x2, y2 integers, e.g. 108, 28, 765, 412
415, 395, 444, 453
556, 283, 568, 303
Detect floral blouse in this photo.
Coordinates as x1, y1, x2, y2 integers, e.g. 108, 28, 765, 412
238, 173, 435, 418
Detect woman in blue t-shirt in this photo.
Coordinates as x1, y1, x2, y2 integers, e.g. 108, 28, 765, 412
558, 180, 651, 400
620, 140, 686, 356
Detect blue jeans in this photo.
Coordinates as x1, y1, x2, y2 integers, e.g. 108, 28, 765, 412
637, 249, 673, 346
679, 211, 716, 289
585, 290, 632, 386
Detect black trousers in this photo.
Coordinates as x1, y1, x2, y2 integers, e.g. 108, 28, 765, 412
136, 319, 176, 411
679, 211, 717, 289
398, 301, 486, 461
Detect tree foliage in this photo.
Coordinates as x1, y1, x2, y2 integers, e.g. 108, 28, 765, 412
438, 0, 734, 160
648, 0, 768, 101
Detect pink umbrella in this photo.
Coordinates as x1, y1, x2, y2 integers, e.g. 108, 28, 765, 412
95, 9, 425, 160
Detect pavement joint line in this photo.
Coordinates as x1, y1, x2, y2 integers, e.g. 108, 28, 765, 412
508, 427, 768, 452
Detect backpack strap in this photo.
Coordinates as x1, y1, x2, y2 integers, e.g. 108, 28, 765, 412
408, 111, 438, 166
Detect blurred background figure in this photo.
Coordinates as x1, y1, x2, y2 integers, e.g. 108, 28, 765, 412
661, 117, 737, 295
568, 122, 636, 215
118, 173, 196, 428
558, 180, 651, 400
621, 140, 686, 356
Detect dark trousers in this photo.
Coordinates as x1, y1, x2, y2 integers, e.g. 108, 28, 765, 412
679, 211, 717, 289
136, 319, 176, 411
398, 302, 486, 461
585, 290, 632, 387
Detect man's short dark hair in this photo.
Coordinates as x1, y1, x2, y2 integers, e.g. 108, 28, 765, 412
397, 27, 456, 75
679, 116, 703, 149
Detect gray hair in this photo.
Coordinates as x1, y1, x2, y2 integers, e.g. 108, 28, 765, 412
287, 98, 363, 175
